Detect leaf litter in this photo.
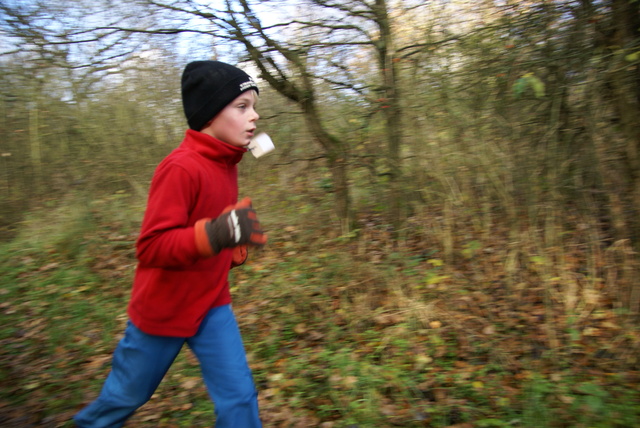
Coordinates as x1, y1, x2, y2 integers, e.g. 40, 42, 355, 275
1, 219, 639, 427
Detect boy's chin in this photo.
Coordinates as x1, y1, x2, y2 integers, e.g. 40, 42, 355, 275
225, 140, 250, 148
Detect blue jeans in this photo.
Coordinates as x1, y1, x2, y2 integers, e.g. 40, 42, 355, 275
74, 304, 261, 427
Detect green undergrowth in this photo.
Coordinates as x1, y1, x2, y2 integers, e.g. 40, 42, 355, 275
1, 192, 639, 427
230, 249, 640, 428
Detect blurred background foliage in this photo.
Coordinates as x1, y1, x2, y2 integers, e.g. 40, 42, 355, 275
1, 0, 638, 238
2, 0, 640, 426
2, 0, 639, 299
0, 0, 639, 312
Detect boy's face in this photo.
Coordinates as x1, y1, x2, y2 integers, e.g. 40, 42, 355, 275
201, 90, 259, 148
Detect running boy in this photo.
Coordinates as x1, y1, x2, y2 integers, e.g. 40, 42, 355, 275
74, 60, 267, 428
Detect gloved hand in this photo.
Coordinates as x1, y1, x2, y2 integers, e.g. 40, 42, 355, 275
194, 197, 267, 257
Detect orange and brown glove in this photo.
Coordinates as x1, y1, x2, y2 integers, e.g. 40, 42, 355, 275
195, 197, 267, 258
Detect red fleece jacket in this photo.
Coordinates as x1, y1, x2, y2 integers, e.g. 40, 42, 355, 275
128, 129, 246, 337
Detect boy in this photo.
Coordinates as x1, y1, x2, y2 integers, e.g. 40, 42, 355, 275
74, 60, 267, 428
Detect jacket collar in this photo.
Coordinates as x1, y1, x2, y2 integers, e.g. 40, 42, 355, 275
182, 129, 246, 165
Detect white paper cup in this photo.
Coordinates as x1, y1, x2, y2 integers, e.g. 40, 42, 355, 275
248, 133, 275, 158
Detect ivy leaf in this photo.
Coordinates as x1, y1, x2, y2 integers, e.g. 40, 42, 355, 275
625, 51, 639, 62
512, 73, 545, 98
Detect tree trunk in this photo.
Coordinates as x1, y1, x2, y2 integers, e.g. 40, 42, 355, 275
375, 0, 403, 233
28, 104, 42, 194
607, 0, 640, 243
301, 98, 353, 233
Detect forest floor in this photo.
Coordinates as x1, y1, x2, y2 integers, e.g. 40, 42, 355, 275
1, 193, 639, 427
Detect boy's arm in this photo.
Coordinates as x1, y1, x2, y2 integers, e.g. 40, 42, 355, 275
135, 165, 207, 267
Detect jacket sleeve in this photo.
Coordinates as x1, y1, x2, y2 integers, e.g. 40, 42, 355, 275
135, 162, 204, 268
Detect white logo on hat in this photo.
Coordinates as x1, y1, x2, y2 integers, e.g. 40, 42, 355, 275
239, 78, 257, 92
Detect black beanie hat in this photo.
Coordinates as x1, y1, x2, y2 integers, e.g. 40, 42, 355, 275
181, 60, 259, 131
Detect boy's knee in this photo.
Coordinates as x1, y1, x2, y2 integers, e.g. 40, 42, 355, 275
231, 381, 258, 404
216, 379, 258, 411
100, 380, 154, 410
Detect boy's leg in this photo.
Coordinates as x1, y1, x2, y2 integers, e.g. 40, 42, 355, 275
187, 304, 262, 428
74, 321, 184, 428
